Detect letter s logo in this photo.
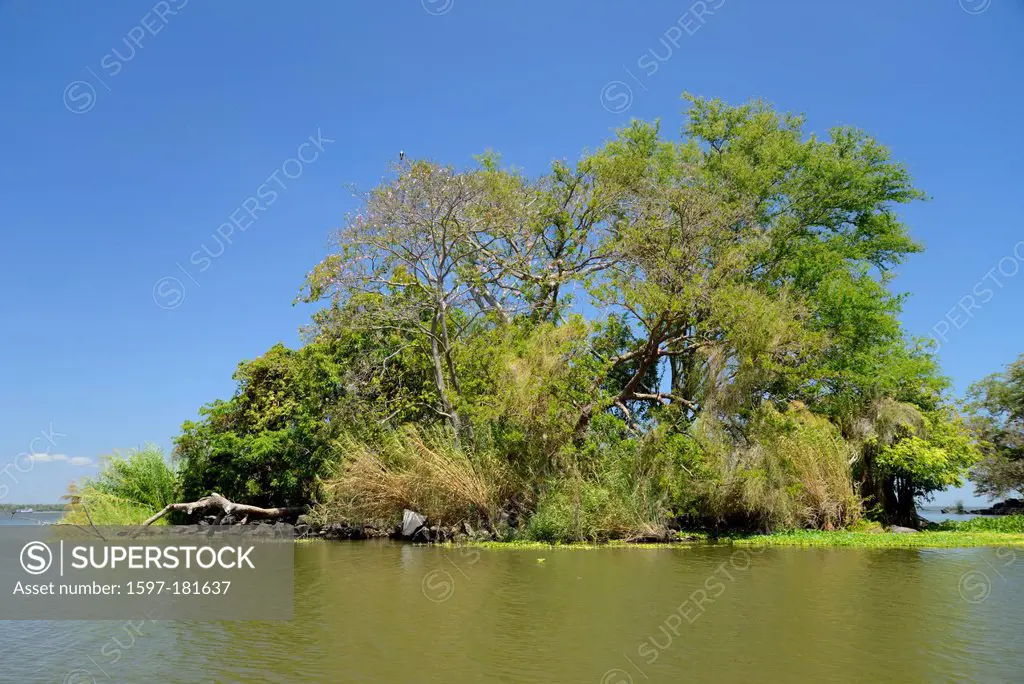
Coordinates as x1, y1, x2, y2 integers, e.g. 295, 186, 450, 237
20, 542, 53, 575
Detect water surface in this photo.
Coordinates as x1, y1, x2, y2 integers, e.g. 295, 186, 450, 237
2, 538, 1022, 683
0, 511, 63, 526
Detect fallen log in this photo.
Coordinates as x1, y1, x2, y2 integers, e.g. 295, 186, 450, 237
139, 493, 307, 527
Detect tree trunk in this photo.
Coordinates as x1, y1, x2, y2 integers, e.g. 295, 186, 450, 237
136, 493, 307, 530
430, 313, 462, 436
892, 477, 918, 528
866, 474, 919, 528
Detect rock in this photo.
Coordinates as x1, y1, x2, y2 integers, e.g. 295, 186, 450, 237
889, 525, 919, 534
272, 521, 295, 537
401, 509, 427, 538
321, 522, 367, 540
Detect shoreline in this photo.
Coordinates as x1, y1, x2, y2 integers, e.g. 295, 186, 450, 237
293, 529, 1024, 549
53, 507, 1024, 550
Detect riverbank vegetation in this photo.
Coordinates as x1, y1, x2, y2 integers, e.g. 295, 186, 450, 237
730, 529, 1024, 548
62, 445, 180, 526
65, 94, 1023, 544
451, 527, 1024, 549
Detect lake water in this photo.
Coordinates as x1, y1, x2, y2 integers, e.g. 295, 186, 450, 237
1, 536, 1022, 683
0, 511, 65, 526
917, 508, 988, 524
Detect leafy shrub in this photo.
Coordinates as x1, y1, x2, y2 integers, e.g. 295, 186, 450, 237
460, 318, 607, 480
692, 403, 862, 531
527, 479, 622, 542
62, 445, 180, 526
526, 417, 682, 542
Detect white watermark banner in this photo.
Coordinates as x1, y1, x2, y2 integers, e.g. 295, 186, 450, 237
0, 526, 293, 620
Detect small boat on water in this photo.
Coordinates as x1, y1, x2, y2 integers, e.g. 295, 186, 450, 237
13, 508, 33, 514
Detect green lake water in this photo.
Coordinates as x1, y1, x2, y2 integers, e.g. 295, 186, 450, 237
4, 540, 1023, 683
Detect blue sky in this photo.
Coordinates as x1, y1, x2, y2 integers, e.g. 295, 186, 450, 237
0, 0, 1021, 505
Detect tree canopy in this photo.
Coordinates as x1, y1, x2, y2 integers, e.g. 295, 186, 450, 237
169, 95, 981, 536
968, 354, 1024, 499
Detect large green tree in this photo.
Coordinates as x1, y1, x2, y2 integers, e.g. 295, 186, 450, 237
174, 318, 433, 506
968, 354, 1024, 499
174, 95, 980, 533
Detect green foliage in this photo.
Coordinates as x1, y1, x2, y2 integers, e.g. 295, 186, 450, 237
873, 410, 979, 494
678, 402, 861, 532
0, 503, 65, 512
527, 479, 627, 543
968, 354, 1024, 498
732, 529, 1024, 548
936, 514, 1024, 533
173, 328, 428, 506
175, 344, 330, 506
738, 403, 861, 531
460, 317, 608, 479
62, 445, 179, 526
170, 94, 987, 539
525, 417, 687, 542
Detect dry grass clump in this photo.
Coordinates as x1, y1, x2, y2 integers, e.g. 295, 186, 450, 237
315, 425, 511, 528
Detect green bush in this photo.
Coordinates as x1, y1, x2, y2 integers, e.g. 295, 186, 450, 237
527, 479, 617, 543
62, 445, 180, 526
525, 418, 680, 542
684, 403, 862, 532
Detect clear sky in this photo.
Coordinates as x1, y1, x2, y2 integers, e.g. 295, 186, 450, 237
0, 0, 1021, 505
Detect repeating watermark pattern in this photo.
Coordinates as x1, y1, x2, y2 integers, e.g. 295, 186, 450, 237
421, 0, 454, 16
62, 0, 189, 115
928, 239, 1024, 351
958, 547, 1017, 604
599, 546, 762, 682
960, 0, 992, 14
600, 81, 635, 115
420, 547, 480, 602
62, 599, 172, 684
151, 128, 335, 310
600, 0, 727, 114
0, 423, 89, 503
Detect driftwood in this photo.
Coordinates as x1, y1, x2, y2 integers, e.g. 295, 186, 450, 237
139, 493, 307, 527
